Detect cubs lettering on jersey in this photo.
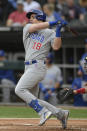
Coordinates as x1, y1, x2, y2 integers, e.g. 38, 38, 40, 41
23, 24, 56, 62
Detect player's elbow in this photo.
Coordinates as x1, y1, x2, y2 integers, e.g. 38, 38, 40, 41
53, 46, 60, 50
52, 38, 62, 50
52, 44, 61, 50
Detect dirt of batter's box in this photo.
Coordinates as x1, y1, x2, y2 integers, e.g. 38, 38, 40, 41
0, 119, 87, 131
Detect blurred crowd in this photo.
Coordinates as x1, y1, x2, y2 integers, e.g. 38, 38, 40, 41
0, 0, 87, 26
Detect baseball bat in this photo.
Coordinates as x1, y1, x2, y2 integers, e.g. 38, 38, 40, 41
57, 20, 79, 36
65, 26, 79, 37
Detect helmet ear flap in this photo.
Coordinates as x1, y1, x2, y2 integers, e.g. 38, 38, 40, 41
36, 15, 41, 20
36, 15, 45, 22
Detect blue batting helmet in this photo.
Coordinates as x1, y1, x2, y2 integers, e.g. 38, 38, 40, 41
26, 9, 46, 22
46, 52, 54, 64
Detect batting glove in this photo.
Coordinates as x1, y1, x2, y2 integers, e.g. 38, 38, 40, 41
49, 19, 68, 27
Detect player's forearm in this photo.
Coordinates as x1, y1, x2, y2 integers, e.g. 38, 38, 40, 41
52, 24, 62, 50
29, 22, 49, 33
28, 20, 63, 33
52, 38, 62, 50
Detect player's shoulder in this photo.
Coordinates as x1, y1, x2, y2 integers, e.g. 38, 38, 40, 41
24, 23, 32, 27
23, 23, 32, 31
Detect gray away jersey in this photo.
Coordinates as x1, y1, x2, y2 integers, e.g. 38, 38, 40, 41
23, 24, 56, 61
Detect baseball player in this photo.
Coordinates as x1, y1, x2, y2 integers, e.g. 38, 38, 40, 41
57, 55, 87, 103
73, 55, 87, 96
73, 39, 87, 96
77, 38, 87, 78
0, 50, 16, 102
15, 9, 69, 129
39, 52, 63, 105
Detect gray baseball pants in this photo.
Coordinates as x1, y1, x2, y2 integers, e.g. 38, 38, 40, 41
15, 61, 64, 117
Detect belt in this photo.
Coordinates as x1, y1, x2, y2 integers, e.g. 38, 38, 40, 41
25, 60, 45, 65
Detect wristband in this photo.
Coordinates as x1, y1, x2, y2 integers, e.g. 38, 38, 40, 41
49, 20, 58, 27
56, 26, 61, 37
76, 88, 86, 94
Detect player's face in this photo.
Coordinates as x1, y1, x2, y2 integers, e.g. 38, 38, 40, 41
29, 14, 39, 23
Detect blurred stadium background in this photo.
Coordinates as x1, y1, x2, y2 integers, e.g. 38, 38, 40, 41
0, 0, 87, 110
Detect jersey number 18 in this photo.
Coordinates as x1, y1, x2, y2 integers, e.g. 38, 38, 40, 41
32, 42, 42, 50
